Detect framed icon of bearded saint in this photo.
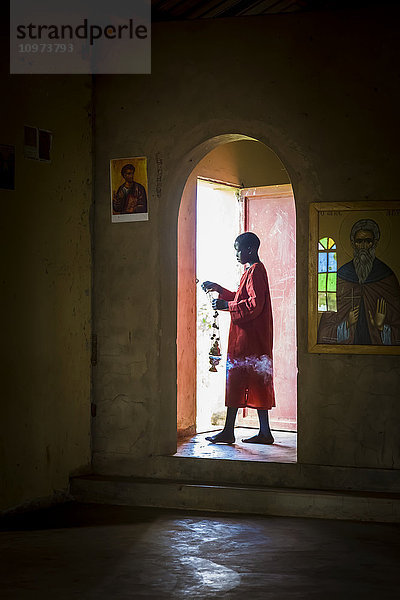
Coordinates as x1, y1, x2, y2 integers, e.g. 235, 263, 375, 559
308, 202, 400, 354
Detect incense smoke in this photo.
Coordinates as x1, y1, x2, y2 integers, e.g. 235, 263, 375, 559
226, 354, 273, 382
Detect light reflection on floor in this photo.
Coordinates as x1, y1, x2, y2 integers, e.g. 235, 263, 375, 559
176, 427, 297, 462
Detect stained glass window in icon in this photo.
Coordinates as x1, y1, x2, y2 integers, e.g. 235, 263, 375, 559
318, 237, 337, 312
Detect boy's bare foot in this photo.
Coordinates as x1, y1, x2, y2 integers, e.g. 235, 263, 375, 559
205, 431, 235, 444
242, 433, 274, 445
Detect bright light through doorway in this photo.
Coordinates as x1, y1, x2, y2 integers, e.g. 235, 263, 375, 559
196, 178, 242, 433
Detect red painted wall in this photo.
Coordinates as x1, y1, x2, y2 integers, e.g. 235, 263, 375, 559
245, 185, 297, 431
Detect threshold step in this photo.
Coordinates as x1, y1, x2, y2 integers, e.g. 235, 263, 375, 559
70, 475, 400, 523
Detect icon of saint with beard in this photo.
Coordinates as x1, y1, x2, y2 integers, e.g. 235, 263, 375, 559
317, 219, 400, 345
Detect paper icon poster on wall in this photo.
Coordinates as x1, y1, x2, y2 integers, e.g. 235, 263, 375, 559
110, 157, 148, 223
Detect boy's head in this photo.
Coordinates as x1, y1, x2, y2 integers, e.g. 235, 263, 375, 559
234, 232, 260, 264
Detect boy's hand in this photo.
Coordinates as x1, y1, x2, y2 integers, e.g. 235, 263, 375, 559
201, 281, 222, 294
212, 299, 229, 310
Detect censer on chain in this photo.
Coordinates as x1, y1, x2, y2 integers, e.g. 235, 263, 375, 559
207, 292, 222, 372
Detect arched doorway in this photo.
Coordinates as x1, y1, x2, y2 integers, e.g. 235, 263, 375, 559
177, 137, 297, 451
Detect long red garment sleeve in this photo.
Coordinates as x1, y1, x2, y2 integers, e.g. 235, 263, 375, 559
218, 286, 235, 302
228, 266, 266, 324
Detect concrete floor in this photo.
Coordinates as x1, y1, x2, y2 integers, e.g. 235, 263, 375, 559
176, 428, 297, 462
1, 503, 399, 599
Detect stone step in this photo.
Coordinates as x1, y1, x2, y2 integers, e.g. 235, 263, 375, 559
92, 453, 400, 495
70, 475, 400, 523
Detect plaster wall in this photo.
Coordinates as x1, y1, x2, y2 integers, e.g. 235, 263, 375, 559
0, 73, 93, 511
92, 8, 400, 478
195, 140, 290, 187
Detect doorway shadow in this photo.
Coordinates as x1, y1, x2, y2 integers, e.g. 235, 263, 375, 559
176, 428, 297, 463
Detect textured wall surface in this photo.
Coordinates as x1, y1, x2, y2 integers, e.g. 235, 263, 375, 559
0, 74, 93, 511
92, 7, 400, 477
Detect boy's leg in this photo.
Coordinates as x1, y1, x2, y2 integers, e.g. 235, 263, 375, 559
242, 409, 274, 444
205, 407, 238, 444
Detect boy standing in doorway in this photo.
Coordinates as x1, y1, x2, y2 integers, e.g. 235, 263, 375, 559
202, 232, 275, 444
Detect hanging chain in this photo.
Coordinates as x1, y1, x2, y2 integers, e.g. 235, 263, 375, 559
206, 290, 222, 372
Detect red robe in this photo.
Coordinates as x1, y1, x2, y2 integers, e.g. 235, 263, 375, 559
219, 262, 275, 409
